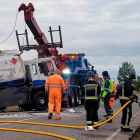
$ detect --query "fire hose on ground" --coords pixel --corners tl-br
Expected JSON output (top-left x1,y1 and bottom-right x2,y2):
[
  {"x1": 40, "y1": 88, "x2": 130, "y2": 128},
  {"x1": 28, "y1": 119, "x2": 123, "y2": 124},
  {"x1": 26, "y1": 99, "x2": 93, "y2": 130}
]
[{"x1": 0, "y1": 100, "x2": 132, "y2": 140}]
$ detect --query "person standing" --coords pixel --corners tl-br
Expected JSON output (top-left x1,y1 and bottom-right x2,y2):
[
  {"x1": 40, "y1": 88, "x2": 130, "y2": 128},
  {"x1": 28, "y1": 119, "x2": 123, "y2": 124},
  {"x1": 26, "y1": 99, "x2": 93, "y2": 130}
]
[
  {"x1": 119, "y1": 72, "x2": 136, "y2": 132},
  {"x1": 101, "y1": 71, "x2": 113, "y2": 123},
  {"x1": 45, "y1": 69, "x2": 66, "y2": 120},
  {"x1": 82, "y1": 71, "x2": 101, "y2": 129},
  {"x1": 94, "y1": 73, "x2": 101, "y2": 110},
  {"x1": 109, "y1": 82, "x2": 116, "y2": 116}
]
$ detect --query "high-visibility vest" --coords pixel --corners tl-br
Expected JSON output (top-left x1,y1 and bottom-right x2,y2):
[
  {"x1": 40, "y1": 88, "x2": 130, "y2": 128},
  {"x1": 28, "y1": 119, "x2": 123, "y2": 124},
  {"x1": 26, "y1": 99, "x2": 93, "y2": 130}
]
[
  {"x1": 84, "y1": 84, "x2": 98, "y2": 100},
  {"x1": 102, "y1": 79, "x2": 113, "y2": 94}
]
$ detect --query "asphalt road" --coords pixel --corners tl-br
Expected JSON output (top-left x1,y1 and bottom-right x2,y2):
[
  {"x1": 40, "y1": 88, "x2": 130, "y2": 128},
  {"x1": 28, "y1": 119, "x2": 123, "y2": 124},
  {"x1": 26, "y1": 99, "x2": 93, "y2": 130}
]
[{"x1": 0, "y1": 99, "x2": 140, "y2": 140}]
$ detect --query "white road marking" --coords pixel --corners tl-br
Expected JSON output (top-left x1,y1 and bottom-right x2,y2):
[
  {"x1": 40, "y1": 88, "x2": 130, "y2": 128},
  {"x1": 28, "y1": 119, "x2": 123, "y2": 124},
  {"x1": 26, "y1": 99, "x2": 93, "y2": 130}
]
[
  {"x1": 106, "y1": 129, "x2": 121, "y2": 140},
  {"x1": 0, "y1": 116, "x2": 44, "y2": 126},
  {"x1": 106, "y1": 110, "x2": 140, "y2": 140}
]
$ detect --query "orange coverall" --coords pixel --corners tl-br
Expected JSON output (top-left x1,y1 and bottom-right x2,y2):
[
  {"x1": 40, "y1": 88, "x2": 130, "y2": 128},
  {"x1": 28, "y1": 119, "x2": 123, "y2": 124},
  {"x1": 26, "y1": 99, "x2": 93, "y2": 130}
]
[
  {"x1": 109, "y1": 82, "x2": 116, "y2": 109},
  {"x1": 45, "y1": 73, "x2": 66, "y2": 119}
]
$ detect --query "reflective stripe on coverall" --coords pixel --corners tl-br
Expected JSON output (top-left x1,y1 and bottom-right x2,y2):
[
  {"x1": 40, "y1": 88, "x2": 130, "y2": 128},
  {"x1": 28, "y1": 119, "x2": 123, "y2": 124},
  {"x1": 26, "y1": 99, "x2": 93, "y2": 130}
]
[
  {"x1": 109, "y1": 82, "x2": 116, "y2": 109},
  {"x1": 45, "y1": 73, "x2": 66, "y2": 119}
]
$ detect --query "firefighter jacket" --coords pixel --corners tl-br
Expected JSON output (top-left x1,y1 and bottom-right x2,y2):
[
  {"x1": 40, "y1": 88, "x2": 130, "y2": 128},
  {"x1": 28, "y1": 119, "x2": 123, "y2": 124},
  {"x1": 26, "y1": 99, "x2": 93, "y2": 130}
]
[
  {"x1": 82, "y1": 81, "x2": 101, "y2": 101},
  {"x1": 119, "y1": 78, "x2": 133, "y2": 100},
  {"x1": 102, "y1": 77, "x2": 113, "y2": 98},
  {"x1": 45, "y1": 73, "x2": 66, "y2": 94}
]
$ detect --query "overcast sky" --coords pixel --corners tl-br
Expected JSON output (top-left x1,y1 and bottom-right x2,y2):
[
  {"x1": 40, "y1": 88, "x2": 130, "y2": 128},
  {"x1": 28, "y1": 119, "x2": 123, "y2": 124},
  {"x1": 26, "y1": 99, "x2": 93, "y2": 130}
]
[{"x1": 0, "y1": 0, "x2": 140, "y2": 81}]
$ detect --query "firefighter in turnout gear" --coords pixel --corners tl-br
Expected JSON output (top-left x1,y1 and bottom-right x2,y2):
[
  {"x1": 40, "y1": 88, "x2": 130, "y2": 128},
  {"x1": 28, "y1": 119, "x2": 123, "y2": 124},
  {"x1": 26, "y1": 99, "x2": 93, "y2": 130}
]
[
  {"x1": 102, "y1": 71, "x2": 113, "y2": 122},
  {"x1": 119, "y1": 72, "x2": 136, "y2": 132},
  {"x1": 45, "y1": 69, "x2": 66, "y2": 120},
  {"x1": 82, "y1": 71, "x2": 101, "y2": 130}
]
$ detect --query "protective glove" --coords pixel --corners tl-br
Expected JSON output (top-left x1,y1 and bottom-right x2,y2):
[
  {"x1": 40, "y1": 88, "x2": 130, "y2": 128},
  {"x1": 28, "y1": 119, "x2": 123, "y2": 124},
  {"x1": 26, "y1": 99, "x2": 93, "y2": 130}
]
[
  {"x1": 130, "y1": 98, "x2": 134, "y2": 103},
  {"x1": 111, "y1": 92, "x2": 116, "y2": 97},
  {"x1": 133, "y1": 94, "x2": 138, "y2": 100}
]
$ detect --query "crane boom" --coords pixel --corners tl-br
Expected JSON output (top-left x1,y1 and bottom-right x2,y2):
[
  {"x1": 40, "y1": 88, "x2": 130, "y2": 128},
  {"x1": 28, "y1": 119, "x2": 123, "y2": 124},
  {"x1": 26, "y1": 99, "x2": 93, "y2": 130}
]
[{"x1": 18, "y1": 3, "x2": 64, "y2": 68}]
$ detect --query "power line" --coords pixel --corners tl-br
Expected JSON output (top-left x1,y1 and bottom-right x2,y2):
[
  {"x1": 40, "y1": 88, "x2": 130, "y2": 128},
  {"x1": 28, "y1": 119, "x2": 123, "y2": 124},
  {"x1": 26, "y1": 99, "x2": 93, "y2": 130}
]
[{"x1": 0, "y1": 11, "x2": 19, "y2": 44}]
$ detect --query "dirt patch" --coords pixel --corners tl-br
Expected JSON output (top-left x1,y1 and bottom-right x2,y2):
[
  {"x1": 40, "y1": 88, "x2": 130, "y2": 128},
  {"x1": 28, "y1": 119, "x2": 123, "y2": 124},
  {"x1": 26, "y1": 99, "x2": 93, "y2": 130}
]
[
  {"x1": 0, "y1": 105, "x2": 20, "y2": 113},
  {"x1": 5, "y1": 105, "x2": 20, "y2": 112}
]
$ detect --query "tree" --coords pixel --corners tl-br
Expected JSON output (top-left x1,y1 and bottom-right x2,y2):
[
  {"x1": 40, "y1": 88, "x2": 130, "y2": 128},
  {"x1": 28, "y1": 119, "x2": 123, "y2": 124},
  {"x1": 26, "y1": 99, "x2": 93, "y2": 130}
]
[{"x1": 117, "y1": 62, "x2": 136, "y2": 83}]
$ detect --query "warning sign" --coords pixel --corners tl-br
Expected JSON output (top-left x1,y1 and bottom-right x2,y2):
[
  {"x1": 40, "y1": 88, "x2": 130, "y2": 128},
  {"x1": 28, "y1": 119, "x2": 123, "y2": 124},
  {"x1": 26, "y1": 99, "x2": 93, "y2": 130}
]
[{"x1": 10, "y1": 58, "x2": 17, "y2": 65}]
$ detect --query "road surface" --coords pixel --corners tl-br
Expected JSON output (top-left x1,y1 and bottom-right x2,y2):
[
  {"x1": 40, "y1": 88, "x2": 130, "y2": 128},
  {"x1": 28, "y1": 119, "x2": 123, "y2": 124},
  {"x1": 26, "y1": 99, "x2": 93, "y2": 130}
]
[{"x1": 0, "y1": 99, "x2": 140, "y2": 140}]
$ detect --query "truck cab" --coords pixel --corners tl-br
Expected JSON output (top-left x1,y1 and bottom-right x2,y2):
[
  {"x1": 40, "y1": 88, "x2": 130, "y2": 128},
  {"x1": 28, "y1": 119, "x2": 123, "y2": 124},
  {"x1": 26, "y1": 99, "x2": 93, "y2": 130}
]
[{"x1": 24, "y1": 57, "x2": 56, "y2": 88}]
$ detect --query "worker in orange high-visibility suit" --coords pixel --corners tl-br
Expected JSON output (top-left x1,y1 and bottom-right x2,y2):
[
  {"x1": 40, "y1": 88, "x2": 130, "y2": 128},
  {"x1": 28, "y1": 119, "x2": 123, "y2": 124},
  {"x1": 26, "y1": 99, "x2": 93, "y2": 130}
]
[
  {"x1": 109, "y1": 82, "x2": 116, "y2": 115},
  {"x1": 45, "y1": 69, "x2": 66, "y2": 120}
]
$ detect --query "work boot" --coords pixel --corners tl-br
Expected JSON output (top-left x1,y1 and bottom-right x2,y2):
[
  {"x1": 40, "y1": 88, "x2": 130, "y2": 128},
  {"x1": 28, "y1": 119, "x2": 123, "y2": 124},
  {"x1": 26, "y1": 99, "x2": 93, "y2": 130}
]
[
  {"x1": 121, "y1": 127, "x2": 133, "y2": 132},
  {"x1": 94, "y1": 126, "x2": 99, "y2": 129},
  {"x1": 48, "y1": 113, "x2": 53, "y2": 119},
  {"x1": 55, "y1": 117, "x2": 61, "y2": 120}
]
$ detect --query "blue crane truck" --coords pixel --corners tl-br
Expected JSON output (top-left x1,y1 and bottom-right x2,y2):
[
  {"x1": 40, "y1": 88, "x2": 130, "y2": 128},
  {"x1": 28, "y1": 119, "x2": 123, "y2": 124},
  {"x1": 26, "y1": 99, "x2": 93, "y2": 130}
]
[{"x1": 60, "y1": 53, "x2": 96, "y2": 107}]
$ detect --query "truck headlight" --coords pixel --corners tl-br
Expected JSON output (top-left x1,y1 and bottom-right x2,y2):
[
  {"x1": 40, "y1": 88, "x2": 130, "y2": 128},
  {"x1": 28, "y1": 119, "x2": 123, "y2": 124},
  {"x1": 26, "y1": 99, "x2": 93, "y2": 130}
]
[{"x1": 62, "y1": 69, "x2": 70, "y2": 74}]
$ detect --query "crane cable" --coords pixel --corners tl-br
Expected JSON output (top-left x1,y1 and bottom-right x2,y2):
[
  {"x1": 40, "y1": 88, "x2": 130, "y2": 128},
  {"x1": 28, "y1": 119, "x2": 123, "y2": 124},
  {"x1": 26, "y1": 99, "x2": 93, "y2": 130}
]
[
  {"x1": 0, "y1": 101, "x2": 131, "y2": 140},
  {"x1": 0, "y1": 11, "x2": 19, "y2": 45}
]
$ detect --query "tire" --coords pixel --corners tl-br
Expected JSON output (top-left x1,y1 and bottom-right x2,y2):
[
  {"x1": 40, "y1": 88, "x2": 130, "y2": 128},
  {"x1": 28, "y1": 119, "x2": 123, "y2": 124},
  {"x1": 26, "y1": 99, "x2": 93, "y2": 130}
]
[
  {"x1": 20, "y1": 104, "x2": 30, "y2": 111},
  {"x1": 75, "y1": 90, "x2": 79, "y2": 106},
  {"x1": 69, "y1": 90, "x2": 75, "y2": 107},
  {"x1": 33, "y1": 91, "x2": 48, "y2": 111}
]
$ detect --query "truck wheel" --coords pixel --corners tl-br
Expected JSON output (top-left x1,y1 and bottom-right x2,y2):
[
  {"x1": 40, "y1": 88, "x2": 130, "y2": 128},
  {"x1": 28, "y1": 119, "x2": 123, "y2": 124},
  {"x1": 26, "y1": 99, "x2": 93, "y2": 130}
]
[
  {"x1": 33, "y1": 91, "x2": 48, "y2": 111},
  {"x1": 20, "y1": 104, "x2": 30, "y2": 111},
  {"x1": 75, "y1": 90, "x2": 79, "y2": 106},
  {"x1": 69, "y1": 90, "x2": 75, "y2": 107}
]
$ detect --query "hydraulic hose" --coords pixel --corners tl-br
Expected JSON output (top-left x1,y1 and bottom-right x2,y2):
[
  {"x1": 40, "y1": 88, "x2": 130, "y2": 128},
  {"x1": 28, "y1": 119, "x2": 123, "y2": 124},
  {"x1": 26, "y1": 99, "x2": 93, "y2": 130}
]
[
  {"x1": 0, "y1": 128, "x2": 75, "y2": 140},
  {"x1": 0, "y1": 100, "x2": 131, "y2": 129}
]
